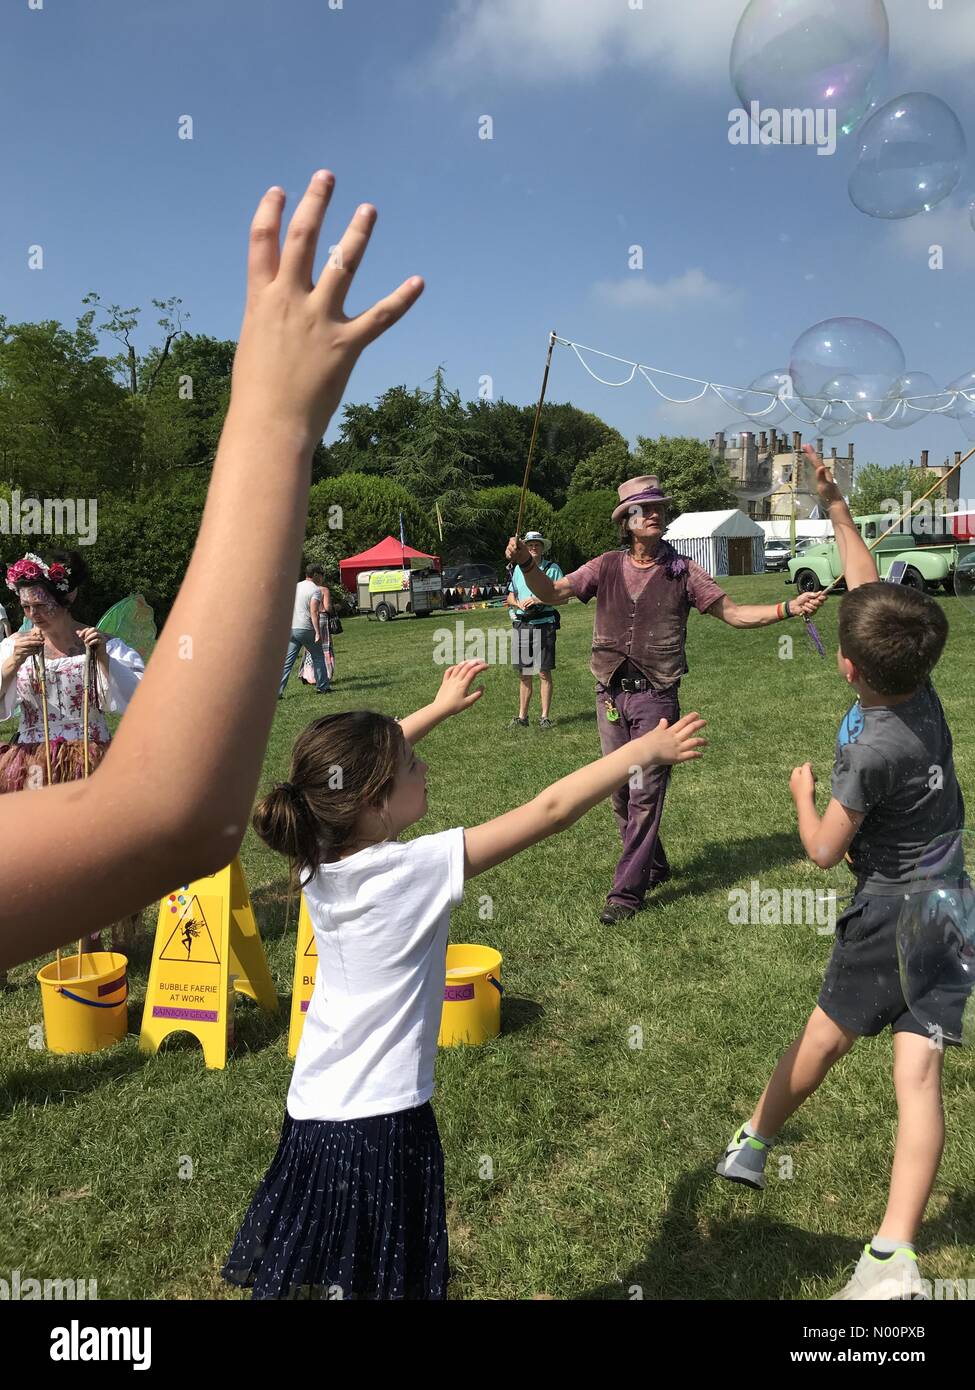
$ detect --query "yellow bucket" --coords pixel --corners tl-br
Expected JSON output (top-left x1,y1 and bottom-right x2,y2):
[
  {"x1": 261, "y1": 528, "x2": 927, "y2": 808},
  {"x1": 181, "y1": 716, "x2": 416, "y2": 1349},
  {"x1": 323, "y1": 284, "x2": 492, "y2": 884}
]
[
  {"x1": 438, "y1": 944, "x2": 503, "y2": 1047},
  {"x1": 36, "y1": 952, "x2": 129, "y2": 1054}
]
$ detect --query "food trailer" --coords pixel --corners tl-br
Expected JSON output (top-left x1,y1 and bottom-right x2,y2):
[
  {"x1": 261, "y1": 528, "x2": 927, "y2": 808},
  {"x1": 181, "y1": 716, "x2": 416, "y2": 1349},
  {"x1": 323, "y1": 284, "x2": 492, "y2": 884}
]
[{"x1": 357, "y1": 558, "x2": 443, "y2": 622}]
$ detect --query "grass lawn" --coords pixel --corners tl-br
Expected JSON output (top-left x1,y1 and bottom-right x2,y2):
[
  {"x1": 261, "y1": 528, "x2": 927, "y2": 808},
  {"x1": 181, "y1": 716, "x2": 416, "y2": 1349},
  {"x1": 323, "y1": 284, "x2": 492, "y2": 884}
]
[{"x1": 1, "y1": 575, "x2": 973, "y2": 1300}]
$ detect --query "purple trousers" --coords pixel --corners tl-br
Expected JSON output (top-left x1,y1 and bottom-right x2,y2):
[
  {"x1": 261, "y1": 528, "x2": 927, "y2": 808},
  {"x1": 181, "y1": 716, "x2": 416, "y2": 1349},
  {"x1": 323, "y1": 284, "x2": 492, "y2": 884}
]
[{"x1": 595, "y1": 682, "x2": 678, "y2": 910}]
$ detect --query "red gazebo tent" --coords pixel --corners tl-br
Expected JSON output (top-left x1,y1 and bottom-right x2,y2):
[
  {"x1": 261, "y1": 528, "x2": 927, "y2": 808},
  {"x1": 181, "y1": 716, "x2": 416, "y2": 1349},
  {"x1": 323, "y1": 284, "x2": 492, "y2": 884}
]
[{"x1": 339, "y1": 537, "x2": 441, "y2": 593}]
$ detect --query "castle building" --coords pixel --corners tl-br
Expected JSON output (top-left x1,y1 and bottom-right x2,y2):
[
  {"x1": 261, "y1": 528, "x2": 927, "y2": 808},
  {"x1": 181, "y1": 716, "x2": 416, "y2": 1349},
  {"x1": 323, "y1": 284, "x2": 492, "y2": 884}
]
[{"x1": 709, "y1": 429, "x2": 961, "y2": 521}]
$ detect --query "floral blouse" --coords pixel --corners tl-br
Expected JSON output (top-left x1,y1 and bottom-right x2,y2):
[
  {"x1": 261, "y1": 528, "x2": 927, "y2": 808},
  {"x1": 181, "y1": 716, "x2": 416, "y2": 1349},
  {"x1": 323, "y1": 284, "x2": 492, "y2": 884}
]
[{"x1": 0, "y1": 637, "x2": 144, "y2": 743}]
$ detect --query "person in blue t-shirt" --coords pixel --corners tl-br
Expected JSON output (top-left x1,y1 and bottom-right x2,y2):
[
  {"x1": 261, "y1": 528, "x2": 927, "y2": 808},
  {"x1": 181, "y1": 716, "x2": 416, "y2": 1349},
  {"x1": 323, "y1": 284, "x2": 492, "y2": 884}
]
[{"x1": 504, "y1": 531, "x2": 563, "y2": 729}]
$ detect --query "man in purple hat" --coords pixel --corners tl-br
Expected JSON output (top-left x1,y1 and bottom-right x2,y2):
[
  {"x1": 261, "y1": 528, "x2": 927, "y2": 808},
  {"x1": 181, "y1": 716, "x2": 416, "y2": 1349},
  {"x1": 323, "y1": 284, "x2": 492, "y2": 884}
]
[{"x1": 507, "y1": 475, "x2": 826, "y2": 923}]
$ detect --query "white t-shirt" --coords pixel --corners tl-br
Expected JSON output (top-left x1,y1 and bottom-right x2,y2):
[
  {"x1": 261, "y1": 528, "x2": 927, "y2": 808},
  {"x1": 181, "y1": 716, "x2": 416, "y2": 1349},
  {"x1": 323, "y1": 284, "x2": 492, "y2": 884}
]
[
  {"x1": 0, "y1": 602, "x2": 8, "y2": 633},
  {"x1": 288, "y1": 827, "x2": 467, "y2": 1121},
  {"x1": 291, "y1": 578, "x2": 321, "y2": 630}
]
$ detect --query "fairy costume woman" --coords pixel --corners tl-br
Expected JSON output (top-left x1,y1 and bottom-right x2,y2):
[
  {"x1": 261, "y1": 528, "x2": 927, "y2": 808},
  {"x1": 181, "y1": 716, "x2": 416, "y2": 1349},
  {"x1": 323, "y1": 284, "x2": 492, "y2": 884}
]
[{"x1": 0, "y1": 551, "x2": 146, "y2": 976}]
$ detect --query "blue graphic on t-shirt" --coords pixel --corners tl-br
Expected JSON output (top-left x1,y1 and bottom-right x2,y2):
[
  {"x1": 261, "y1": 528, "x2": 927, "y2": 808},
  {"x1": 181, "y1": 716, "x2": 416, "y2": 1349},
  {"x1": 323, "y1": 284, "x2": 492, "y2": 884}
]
[{"x1": 837, "y1": 703, "x2": 865, "y2": 746}]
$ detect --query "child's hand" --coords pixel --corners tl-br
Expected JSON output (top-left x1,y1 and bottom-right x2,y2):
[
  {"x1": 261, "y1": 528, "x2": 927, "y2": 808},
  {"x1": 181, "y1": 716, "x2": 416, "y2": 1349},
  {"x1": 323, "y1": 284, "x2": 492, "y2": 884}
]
[
  {"x1": 634, "y1": 712, "x2": 707, "y2": 767},
  {"x1": 433, "y1": 660, "x2": 488, "y2": 717},
  {"x1": 231, "y1": 171, "x2": 424, "y2": 447},
  {"x1": 803, "y1": 444, "x2": 845, "y2": 510},
  {"x1": 790, "y1": 763, "x2": 817, "y2": 800}
]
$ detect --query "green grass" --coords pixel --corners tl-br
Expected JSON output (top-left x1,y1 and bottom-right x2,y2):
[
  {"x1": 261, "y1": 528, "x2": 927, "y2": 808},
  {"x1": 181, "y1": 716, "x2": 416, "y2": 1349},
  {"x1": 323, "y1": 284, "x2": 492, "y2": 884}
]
[{"x1": 2, "y1": 577, "x2": 974, "y2": 1300}]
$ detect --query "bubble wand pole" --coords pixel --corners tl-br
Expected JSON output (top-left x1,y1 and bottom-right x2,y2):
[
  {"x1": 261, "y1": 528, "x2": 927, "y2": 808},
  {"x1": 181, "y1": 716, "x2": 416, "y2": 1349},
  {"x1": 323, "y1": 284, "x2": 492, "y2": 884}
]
[{"x1": 515, "y1": 331, "x2": 557, "y2": 541}]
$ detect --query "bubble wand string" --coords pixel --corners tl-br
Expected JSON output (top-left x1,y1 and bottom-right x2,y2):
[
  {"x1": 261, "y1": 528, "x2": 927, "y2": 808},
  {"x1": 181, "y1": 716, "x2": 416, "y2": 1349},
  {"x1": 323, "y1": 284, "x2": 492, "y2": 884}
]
[{"x1": 515, "y1": 331, "x2": 557, "y2": 541}]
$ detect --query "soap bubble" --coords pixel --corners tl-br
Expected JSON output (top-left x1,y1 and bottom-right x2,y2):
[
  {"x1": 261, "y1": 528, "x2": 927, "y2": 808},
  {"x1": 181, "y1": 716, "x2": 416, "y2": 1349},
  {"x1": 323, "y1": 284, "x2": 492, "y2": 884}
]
[
  {"x1": 944, "y1": 370, "x2": 975, "y2": 421},
  {"x1": 790, "y1": 317, "x2": 904, "y2": 411},
  {"x1": 955, "y1": 553, "x2": 975, "y2": 616},
  {"x1": 849, "y1": 93, "x2": 967, "y2": 219},
  {"x1": 897, "y1": 830, "x2": 975, "y2": 1048},
  {"x1": 730, "y1": 0, "x2": 889, "y2": 138},
  {"x1": 876, "y1": 371, "x2": 947, "y2": 429},
  {"x1": 812, "y1": 373, "x2": 874, "y2": 426},
  {"x1": 733, "y1": 369, "x2": 796, "y2": 426}
]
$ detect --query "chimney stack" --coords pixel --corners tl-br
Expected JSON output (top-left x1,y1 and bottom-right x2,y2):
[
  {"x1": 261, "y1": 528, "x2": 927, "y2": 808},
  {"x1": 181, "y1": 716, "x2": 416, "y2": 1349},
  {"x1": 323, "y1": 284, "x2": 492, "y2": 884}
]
[
  {"x1": 831, "y1": 447, "x2": 838, "y2": 460},
  {"x1": 816, "y1": 437, "x2": 824, "y2": 457},
  {"x1": 921, "y1": 450, "x2": 929, "y2": 469},
  {"x1": 792, "y1": 431, "x2": 801, "y2": 452}
]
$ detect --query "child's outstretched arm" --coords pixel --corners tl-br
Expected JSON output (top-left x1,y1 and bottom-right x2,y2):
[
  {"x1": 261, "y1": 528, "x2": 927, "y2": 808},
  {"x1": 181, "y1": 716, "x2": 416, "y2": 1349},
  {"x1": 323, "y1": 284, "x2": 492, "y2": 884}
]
[
  {"x1": 803, "y1": 444, "x2": 879, "y2": 590},
  {"x1": 397, "y1": 661, "x2": 487, "y2": 745},
  {"x1": 0, "y1": 171, "x2": 423, "y2": 971},
  {"x1": 464, "y1": 713, "x2": 707, "y2": 877}
]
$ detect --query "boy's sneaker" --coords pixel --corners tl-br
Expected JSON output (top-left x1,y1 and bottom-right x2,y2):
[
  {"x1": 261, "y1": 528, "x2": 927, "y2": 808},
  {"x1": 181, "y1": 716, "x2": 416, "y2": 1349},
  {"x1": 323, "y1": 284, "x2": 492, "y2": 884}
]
[
  {"x1": 510, "y1": 716, "x2": 529, "y2": 728},
  {"x1": 539, "y1": 718, "x2": 554, "y2": 729},
  {"x1": 715, "y1": 1124, "x2": 771, "y2": 1190},
  {"x1": 830, "y1": 1246, "x2": 928, "y2": 1301}
]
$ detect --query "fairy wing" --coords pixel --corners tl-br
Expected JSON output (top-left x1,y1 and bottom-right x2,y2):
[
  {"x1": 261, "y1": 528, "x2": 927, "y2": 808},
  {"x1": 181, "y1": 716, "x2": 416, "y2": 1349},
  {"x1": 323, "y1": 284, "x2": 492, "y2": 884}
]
[{"x1": 97, "y1": 594, "x2": 157, "y2": 662}]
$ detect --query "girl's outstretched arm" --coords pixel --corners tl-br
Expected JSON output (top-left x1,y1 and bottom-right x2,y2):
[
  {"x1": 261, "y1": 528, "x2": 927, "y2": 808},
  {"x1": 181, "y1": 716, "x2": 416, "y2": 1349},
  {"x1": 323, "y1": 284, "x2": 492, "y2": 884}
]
[
  {"x1": 398, "y1": 661, "x2": 488, "y2": 745},
  {"x1": 464, "y1": 713, "x2": 707, "y2": 877},
  {"x1": 0, "y1": 171, "x2": 423, "y2": 971}
]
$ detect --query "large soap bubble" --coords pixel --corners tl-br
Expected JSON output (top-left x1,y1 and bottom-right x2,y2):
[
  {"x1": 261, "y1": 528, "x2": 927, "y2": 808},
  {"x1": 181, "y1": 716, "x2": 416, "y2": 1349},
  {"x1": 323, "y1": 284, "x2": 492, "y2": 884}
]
[
  {"x1": 730, "y1": 369, "x2": 795, "y2": 426},
  {"x1": 944, "y1": 369, "x2": 975, "y2": 421},
  {"x1": 876, "y1": 371, "x2": 946, "y2": 428},
  {"x1": 849, "y1": 93, "x2": 967, "y2": 219},
  {"x1": 790, "y1": 317, "x2": 905, "y2": 412},
  {"x1": 730, "y1": 0, "x2": 889, "y2": 137},
  {"x1": 897, "y1": 830, "x2": 975, "y2": 1047}
]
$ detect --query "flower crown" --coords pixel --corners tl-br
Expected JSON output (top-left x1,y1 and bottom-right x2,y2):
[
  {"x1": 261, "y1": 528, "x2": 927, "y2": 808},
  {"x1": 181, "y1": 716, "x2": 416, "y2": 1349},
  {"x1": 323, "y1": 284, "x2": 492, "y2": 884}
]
[{"x1": 5, "y1": 553, "x2": 71, "y2": 595}]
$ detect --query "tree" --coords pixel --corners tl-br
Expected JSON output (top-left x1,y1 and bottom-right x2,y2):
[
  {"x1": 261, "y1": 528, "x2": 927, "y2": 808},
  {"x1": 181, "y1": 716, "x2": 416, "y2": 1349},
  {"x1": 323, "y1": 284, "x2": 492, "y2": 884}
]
[
  {"x1": 633, "y1": 435, "x2": 737, "y2": 515},
  {"x1": 306, "y1": 473, "x2": 437, "y2": 565},
  {"x1": 567, "y1": 439, "x2": 634, "y2": 497},
  {"x1": 387, "y1": 367, "x2": 485, "y2": 526},
  {"x1": 550, "y1": 491, "x2": 619, "y2": 571},
  {"x1": 461, "y1": 486, "x2": 556, "y2": 566},
  {"x1": 0, "y1": 311, "x2": 142, "y2": 496},
  {"x1": 850, "y1": 462, "x2": 933, "y2": 517}
]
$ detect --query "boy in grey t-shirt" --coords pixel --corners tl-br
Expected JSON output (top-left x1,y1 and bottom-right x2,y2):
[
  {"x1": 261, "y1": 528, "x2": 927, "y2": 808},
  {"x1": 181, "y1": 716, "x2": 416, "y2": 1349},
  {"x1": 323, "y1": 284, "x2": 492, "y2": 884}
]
[{"x1": 716, "y1": 446, "x2": 968, "y2": 1301}]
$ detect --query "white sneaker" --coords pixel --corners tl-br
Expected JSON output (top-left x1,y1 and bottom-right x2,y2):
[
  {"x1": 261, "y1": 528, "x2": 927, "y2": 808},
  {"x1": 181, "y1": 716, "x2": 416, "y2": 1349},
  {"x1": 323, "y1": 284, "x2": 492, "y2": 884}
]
[
  {"x1": 830, "y1": 1245, "x2": 928, "y2": 1300},
  {"x1": 715, "y1": 1124, "x2": 770, "y2": 1190}
]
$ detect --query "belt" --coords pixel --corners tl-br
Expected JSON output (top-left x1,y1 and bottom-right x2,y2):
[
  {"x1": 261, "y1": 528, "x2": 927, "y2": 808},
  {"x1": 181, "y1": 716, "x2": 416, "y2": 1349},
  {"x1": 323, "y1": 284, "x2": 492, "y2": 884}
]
[{"x1": 611, "y1": 675, "x2": 677, "y2": 695}]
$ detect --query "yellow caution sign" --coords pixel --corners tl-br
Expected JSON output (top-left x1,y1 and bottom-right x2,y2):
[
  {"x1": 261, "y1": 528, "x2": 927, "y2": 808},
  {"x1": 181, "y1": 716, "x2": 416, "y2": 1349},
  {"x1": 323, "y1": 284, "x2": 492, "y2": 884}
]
[
  {"x1": 140, "y1": 858, "x2": 278, "y2": 1069},
  {"x1": 288, "y1": 894, "x2": 317, "y2": 1059}
]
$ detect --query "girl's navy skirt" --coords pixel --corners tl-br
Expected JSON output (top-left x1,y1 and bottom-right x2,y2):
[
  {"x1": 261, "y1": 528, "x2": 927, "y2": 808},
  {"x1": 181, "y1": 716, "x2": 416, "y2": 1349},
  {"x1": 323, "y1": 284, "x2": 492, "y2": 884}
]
[{"x1": 223, "y1": 1101, "x2": 449, "y2": 1300}]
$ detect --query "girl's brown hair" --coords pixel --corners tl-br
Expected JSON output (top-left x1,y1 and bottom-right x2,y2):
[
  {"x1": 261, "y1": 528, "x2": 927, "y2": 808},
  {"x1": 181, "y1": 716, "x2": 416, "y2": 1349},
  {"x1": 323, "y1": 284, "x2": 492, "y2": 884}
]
[{"x1": 252, "y1": 711, "x2": 405, "y2": 885}]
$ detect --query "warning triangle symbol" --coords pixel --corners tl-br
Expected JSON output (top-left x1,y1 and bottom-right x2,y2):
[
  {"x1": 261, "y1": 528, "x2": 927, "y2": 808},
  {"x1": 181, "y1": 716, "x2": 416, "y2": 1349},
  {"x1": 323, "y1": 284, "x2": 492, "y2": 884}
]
[
  {"x1": 160, "y1": 896, "x2": 221, "y2": 964},
  {"x1": 303, "y1": 932, "x2": 317, "y2": 957}
]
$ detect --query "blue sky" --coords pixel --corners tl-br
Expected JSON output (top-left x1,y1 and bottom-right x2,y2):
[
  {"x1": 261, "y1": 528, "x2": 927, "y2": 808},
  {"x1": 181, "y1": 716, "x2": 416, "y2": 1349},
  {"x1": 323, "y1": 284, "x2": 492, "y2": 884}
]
[{"x1": 4, "y1": 0, "x2": 975, "y2": 497}]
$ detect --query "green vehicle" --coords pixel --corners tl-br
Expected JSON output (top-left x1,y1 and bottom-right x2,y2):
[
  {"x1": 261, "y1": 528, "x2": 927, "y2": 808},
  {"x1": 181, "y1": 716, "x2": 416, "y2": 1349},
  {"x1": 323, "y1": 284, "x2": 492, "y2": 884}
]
[{"x1": 787, "y1": 513, "x2": 975, "y2": 594}]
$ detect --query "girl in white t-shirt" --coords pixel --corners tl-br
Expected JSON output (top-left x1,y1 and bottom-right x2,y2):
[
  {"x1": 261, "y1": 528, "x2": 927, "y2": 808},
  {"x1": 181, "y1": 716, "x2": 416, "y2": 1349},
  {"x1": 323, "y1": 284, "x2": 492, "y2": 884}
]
[{"x1": 223, "y1": 660, "x2": 706, "y2": 1300}]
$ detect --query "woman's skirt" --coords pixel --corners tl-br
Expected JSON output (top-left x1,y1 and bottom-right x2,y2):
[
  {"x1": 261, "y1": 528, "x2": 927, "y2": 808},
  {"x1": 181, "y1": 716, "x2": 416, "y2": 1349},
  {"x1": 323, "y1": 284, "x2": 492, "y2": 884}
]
[
  {"x1": 0, "y1": 738, "x2": 107, "y2": 793},
  {"x1": 222, "y1": 1102, "x2": 449, "y2": 1300}
]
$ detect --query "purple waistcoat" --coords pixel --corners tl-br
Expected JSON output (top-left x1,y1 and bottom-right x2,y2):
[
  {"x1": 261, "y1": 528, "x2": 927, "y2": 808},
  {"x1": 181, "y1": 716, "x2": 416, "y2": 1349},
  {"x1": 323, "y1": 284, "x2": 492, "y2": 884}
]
[{"x1": 591, "y1": 549, "x2": 692, "y2": 690}]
